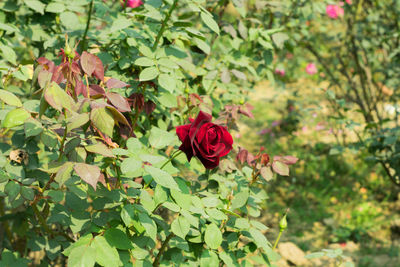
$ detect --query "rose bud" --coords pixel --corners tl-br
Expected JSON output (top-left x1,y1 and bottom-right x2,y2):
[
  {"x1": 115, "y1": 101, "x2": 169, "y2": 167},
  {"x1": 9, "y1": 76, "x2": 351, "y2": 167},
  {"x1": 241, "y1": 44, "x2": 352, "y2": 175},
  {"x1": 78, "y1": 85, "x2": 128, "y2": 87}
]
[
  {"x1": 176, "y1": 111, "x2": 233, "y2": 169},
  {"x1": 260, "y1": 153, "x2": 270, "y2": 165}
]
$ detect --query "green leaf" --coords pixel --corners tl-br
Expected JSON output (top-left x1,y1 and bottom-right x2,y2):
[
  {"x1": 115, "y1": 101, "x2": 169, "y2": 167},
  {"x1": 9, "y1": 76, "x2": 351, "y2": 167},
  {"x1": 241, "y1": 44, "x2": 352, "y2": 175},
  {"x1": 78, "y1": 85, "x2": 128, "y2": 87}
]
[
  {"x1": 171, "y1": 216, "x2": 190, "y2": 239},
  {"x1": 5, "y1": 181, "x2": 20, "y2": 202},
  {"x1": 55, "y1": 162, "x2": 74, "y2": 186},
  {"x1": 145, "y1": 166, "x2": 180, "y2": 191},
  {"x1": 204, "y1": 223, "x2": 222, "y2": 249},
  {"x1": 92, "y1": 236, "x2": 120, "y2": 267},
  {"x1": 138, "y1": 213, "x2": 157, "y2": 241},
  {"x1": 73, "y1": 163, "x2": 101, "y2": 190},
  {"x1": 272, "y1": 161, "x2": 289, "y2": 176},
  {"x1": 230, "y1": 190, "x2": 249, "y2": 210},
  {"x1": 104, "y1": 228, "x2": 133, "y2": 250},
  {"x1": 63, "y1": 234, "x2": 93, "y2": 256},
  {"x1": 44, "y1": 82, "x2": 75, "y2": 111},
  {"x1": 200, "y1": 250, "x2": 219, "y2": 267},
  {"x1": 85, "y1": 143, "x2": 115, "y2": 158},
  {"x1": 0, "y1": 44, "x2": 17, "y2": 65},
  {"x1": 249, "y1": 228, "x2": 269, "y2": 251},
  {"x1": 45, "y1": 2, "x2": 65, "y2": 13},
  {"x1": 90, "y1": 107, "x2": 114, "y2": 137},
  {"x1": 200, "y1": 12, "x2": 220, "y2": 35},
  {"x1": 139, "y1": 67, "x2": 159, "y2": 81},
  {"x1": 149, "y1": 127, "x2": 175, "y2": 149},
  {"x1": 121, "y1": 204, "x2": 135, "y2": 227},
  {"x1": 21, "y1": 186, "x2": 34, "y2": 201},
  {"x1": 60, "y1": 11, "x2": 80, "y2": 29},
  {"x1": 158, "y1": 93, "x2": 177, "y2": 108},
  {"x1": 67, "y1": 245, "x2": 96, "y2": 267},
  {"x1": 24, "y1": 118, "x2": 43, "y2": 137},
  {"x1": 158, "y1": 73, "x2": 176, "y2": 93},
  {"x1": 111, "y1": 17, "x2": 132, "y2": 32},
  {"x1": 0, "y1": 89, "x2": 22, "y2": 107},
  {"x1": 260, "y1": 166, "x2": 273, "y2": 181},
  {"x1": 67, "y1": 113, "x2": 89, "y2": 132},
  {"x1": 134, "y1": 57, "x2": 154, "y2": 67},
  {"x1": 24, "y1": 0, "x2": 45, "y2": 14},
  {"x1": 2, "y1": 108, "x2": 30, "y2": 128},
  {"x1": 121, "y1": 158, "x2": 142, "y2": 176}
]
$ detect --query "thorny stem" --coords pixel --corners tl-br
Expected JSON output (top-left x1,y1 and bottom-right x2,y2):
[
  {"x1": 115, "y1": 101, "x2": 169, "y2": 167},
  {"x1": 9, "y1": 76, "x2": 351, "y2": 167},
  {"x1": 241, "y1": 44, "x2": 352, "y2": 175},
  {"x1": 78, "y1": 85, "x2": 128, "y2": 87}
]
[
  {"x1": 144, "y1": 150, "x2": 183, "y2": 189},
  {"x1": 153, "y1": 233, "x2": 175, "y2": 267},
  {"x1": 152, "y1": 0, "x2": 179, "y2": 50},
  {"x1": 81, "y1": 0, "x2": 94, "y2": 52}
]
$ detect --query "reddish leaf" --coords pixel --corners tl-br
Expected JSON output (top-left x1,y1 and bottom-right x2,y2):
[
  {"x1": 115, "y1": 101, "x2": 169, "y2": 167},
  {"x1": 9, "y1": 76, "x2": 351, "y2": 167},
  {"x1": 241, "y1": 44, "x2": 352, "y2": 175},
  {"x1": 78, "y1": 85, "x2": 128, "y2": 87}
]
[
  {"x1": 236, "y1": 148, "x2": 248, "y2": 164},
  {"x1": 75, "y1": 80, "x2": 86, "y2": 97},
  {"x1": 71, "y1": 61, "x2": 82, "y2": 74},
  {"x1": 93, "y1": 55, "x2": 104, "y2": 81},
  {"x1": 51, "y1": 66, "x2": 64, "y2": 84},
  {"x1": 73, "y1": 163, "x2": 101, "y2": 190},
  {"x1": 106, "y1": 78, "x2": 129, "y2": 89},
  {"x1": 80, "y1": 51, "x2": 96, "y2": 76},
  {"x1": 239, "y1": 103, "x2": 254, "y2": 119},
  {"x1": 247, "y1": 152, "x2": 255, "y2": 166},
  {"x1": 89, "y1": 84, "x2": 106, "y2": 97},
  {"x1": 272, "y1": 161, "x2": 289, "y2": 176},
  {"x1": 106, "y1": 92, "x2": 131, "y2": 112},
  {"x1": 144, "y1": 100, "x2": 156, "y2": 115},
  {"x1": 274, "y1": 155, "x2": 298, "y2": 165},
  {"x1": 128, "y1": 93, "x2": 144, "y2": 112}
]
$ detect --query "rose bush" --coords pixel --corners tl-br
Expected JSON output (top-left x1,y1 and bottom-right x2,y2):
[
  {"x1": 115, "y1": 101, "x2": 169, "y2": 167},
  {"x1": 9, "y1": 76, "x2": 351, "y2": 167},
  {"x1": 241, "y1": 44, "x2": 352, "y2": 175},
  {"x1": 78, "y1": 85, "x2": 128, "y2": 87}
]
[{"x1": 0, "y1": 0, "x2": 298, "y2": 266}]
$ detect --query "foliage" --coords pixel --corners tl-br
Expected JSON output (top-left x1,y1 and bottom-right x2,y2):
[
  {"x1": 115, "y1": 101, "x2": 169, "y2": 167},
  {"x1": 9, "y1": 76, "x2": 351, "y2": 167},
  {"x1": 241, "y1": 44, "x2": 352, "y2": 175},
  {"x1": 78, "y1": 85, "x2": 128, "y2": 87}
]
[{"x1": 0, "y1": 0, "x2": 298, "y2": 266}]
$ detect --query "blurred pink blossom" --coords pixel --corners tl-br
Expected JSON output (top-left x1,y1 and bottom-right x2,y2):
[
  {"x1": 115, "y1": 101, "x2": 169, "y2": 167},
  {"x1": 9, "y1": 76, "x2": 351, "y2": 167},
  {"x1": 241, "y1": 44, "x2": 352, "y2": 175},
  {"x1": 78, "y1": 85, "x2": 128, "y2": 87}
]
[
  {"x1": 125, "y1": 0, "x2": 143, "y2": 8},
  {"x1": 315, "y1": 123, "x2": 325, "y2": 131},
  {"x1": 312, "y1": 112, "x2": 317, "y2": 118},
  {"x1": 302, "y1": 126, "x2": 308, "y2": 133},
  {"x1": 235, "y1": 133, "x2": 241, "y2": 139},
  {"x1": 306, "y1": 63, "x2": 317, "y2": 75},
  {"x1": 326, "y1": 5, "x2": 344, "y2": 19},
  {"x1": 258, "y1": 128, "x2": 271, "y2": 135},
  {"x1": 271, "y1": 120, "x2": 281, "y2": 127},
  {"x1": 346, "y1": 0, "x2": 352, "y2": 4},
  {"x1": 275, "y1": 69, "x2": 285, "y2": 77}
]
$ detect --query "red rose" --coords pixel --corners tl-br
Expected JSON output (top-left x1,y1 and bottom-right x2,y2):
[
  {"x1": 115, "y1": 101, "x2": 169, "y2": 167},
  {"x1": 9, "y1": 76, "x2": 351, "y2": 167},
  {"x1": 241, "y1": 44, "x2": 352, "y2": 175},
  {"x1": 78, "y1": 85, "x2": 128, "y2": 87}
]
[{"x1": 176, "y1": 111, "x2": 233, "y2": 169}]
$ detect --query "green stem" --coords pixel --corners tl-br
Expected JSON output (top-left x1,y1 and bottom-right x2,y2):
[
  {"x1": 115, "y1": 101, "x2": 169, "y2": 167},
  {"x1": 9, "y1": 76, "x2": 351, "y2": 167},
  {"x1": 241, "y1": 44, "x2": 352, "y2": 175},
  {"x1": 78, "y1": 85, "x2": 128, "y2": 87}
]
[
  {"x1": 81, "y1": 0, "x2": 94, "y2": 52},
  {"x1": 152, "y1": 0, "x2": 179, "y2": 50},
  {"x1": 272, "y1": 230, "x2": 283, "y2": 250},
  {"x1": 58, "y1": 115, "x2": 68, "y2": 162},
  {"x1": 144, "y1": 150, "x2": 183, "y2": 189}
]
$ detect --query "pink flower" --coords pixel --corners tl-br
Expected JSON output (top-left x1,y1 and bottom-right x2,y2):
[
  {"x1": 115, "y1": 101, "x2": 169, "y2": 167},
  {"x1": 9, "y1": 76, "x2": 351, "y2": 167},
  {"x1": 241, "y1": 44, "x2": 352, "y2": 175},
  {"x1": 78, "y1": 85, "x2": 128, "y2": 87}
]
[
  {"x1": 271, "y1": 120, "x2": 281, "y2": 127},
  {"x1": 125, "y1": 0, "x2": 143, "y2": 8},
  {"x1": 315, "y1": 123, "x2": 325, "y2": 131},
  {"x1": 275, "y1": 69, "x2": 285, "y2": 77},
  {"x1": 346, "y1": 0, "x2": 352, "y2": 4},
  {"x1": 306, "y1": 63, "x2": 317, "y2": 75},
  {"x1": 326, "y1": 5, "x2": 344, "y2": 19}
]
